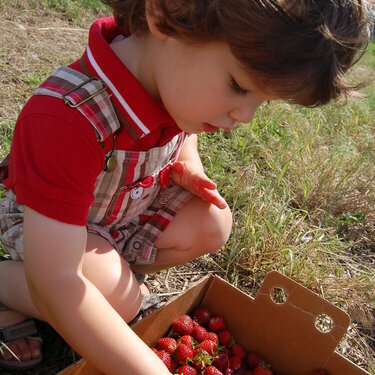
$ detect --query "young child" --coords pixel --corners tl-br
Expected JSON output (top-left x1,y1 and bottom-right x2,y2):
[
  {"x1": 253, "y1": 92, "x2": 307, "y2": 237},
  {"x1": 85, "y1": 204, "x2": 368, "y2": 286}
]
[{"x1": 0, "y1": 0, "x2": 371, "y2": 373}]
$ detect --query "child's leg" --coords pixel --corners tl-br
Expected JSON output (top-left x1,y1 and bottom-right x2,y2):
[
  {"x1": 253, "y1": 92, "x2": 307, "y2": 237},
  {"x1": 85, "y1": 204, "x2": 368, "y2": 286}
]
[
  {"x1": 0, "y1": 232, "x2": 142, "y2": 364},
  {"x1": 82, "y1": 232, "x2": 143, "y2": 322},
  {"x1": 0, "y1": 261, "x2": 45, "y2": 363},
  {"x1": 132, "y1": 196, "x2": 232, "y2": 275}
]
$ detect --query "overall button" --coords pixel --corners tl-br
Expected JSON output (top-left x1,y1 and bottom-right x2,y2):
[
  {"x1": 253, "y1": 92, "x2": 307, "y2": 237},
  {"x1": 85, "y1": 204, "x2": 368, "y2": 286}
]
[
  {"x1": 133, "y1": 241, "x2": 142, "y2": 250},
  {"x1": 131, "y1": 186, "x2": 144, "y2": 200},
  {"x1": 159, "y1": 165, "x2": 171, "y2": 189},
  {"x1": 105, "y1": 155, "x2": 117, "y2": 172}
]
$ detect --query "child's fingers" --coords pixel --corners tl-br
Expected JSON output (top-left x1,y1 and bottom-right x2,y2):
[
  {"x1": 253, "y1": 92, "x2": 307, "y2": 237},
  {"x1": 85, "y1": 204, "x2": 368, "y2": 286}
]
[
  {"x1": 190, "y1": 175, "x2": 215, "y2": 193},
  {"x1": 171, "y1": 161, "x2": 185, "y2": 176},
  {"x1": 201, "y1": 188, "x2": 227, "y2": 209},
  {"x1": 200, "y1": 178, "x2": 217, "y2": 190}
]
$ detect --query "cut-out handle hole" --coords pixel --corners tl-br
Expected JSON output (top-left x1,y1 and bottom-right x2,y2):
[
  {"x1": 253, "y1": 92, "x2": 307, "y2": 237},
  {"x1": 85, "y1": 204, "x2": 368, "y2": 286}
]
[
  {"x1": 270, "y1": 287, "x2": 287, "y2": 304},
  {"x1": 315, "y1": 314, "x2": 333, "y2": 333}
]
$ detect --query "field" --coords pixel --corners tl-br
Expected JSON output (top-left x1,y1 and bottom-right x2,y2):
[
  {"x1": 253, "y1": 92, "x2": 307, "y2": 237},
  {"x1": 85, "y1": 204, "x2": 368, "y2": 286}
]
[{"x1": 0, "y1": 1, "x2": 374, "y2": 374}]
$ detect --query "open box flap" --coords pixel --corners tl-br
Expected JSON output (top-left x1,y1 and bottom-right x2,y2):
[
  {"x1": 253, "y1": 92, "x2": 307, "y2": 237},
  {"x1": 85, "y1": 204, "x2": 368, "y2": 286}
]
[{"x1": 201, "y1": 271, "x2": 368, "y2": 375}]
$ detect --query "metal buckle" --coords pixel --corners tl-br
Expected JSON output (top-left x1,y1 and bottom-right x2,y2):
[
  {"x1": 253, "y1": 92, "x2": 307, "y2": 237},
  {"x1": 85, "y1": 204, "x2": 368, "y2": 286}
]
[{"x1": 62, "y1": 77, "x2": 107, "y2": 108}]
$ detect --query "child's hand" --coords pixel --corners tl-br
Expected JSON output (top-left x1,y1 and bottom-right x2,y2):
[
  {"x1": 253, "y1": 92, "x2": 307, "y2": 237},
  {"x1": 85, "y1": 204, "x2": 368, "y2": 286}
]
[{"x1": 171, "y1": 161, "x2": 227, "y2": 209}]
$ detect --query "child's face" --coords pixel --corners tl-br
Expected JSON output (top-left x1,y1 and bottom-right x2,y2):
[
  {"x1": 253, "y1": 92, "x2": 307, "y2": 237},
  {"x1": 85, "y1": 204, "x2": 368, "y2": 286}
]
[{"x1": 151, "y1": 39, "x2": 277, "y2": 134}]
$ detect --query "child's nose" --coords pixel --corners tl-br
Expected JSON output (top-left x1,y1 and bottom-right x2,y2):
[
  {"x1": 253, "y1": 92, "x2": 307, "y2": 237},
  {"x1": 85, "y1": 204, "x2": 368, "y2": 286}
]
[{"x1": 229, "y1": 104, "x2": 257, "y2": 124}]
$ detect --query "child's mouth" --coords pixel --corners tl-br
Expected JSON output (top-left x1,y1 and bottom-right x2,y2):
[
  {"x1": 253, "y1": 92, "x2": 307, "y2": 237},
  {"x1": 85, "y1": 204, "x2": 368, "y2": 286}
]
[{"x1": 203, "y1": 123, "x2": 219, "y2": 133}]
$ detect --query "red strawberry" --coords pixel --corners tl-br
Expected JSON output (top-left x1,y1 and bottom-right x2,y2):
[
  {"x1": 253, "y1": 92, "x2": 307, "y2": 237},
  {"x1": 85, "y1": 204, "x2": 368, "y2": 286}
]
[
  {"x1": 221, "y1": 347, "x2": 231, "y2": 357},
  {"x1": 231, "y1": 344, "x2": 246, "y2": 360},
  {"x1": 206, "y1": 332, "x2": 219, "y2": 343},
  {"x1": 153, "y1": 349, "x2": 174, "y2": 372},
  {"x1": 218, "y1": 330, "x2": 231, "y2": 346},
  {"x1": 170, "y1": 359, "x2": 178, "y2": 373},
  {"x1": 197, "y1": 339, "x2": 218, "y2": 356},
  {"x1": 176, "y1": 364, "x2": 198, "y2": 375},
  {"x1": 204, "y1": 365, "x2": 224, "y2": 375},
  {"x1": 229, "y1": 355, "x2": 242, "y2": 370},
  {"x1": 192, "y1": 348, "x2": 212, "y2": 371},
  {"x1": 225, "y1": 369, "x2": 235, "y2": 375},
  {"x1": 173, "y1": 315, "x2": 194, "y2": 335},
  {"x1": 193, "y1": 306, "x2": 212, "y2": 325},
  {"x1": 314, "y1": 371, "x2": 327, "y2": 375},
  {"x1": 212, "y1": 350, "x2": 229, "y2": 372},
  {"x1": 247, "y1": 352, "x2": 264, "y2": 369},
  {"x1": 252, "y1": 365, "x2": 273, "y2": 375},
  {"x1": 174, "y1": 343, "x2": 195, "y2": 364},
  {"x1": 155, "y1": 337, "x2": 177, "y2": 354},
  {"x1": 192, "y1": 325, "x2": 208, "y2": 342},
  {"x1": 208, "y1": 316, "x2": 226, "y2": 333},
  {"x1": 177, "y1": 335, "x2": 195, "y2": 349}
]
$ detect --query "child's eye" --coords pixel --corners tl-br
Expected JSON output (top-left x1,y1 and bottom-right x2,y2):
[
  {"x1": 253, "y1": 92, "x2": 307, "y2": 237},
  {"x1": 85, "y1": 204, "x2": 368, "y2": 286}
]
[{"x1": 230, "y1": 77, "x2": 248, "y2": 96}]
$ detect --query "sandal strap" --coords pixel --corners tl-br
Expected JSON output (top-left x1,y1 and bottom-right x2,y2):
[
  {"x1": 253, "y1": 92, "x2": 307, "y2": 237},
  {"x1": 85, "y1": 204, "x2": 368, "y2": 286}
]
[
  {"x1": 0, "y1": 258, "x2": 12, "y2": 311},
  {"x1": 0, "y1": 319, "x2": 38, "y2": 343}
]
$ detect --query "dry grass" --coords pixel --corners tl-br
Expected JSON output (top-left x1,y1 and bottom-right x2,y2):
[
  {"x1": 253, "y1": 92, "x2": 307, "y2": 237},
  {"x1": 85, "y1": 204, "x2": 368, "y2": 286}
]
[{"x1": 0, "y1": 0, "x2": 103, "y2": 156}]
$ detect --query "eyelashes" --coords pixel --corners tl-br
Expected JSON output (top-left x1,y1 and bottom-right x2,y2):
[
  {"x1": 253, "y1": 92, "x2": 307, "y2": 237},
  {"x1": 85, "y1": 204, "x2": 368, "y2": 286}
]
[{"x1": 230, "y1": 77, "x2": 248, "y2": 96}]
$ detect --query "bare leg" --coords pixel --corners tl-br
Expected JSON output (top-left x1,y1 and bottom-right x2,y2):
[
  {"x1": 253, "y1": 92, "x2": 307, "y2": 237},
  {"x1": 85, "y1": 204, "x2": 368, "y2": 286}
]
[
  {"x1": 81, "y1": 233, "x2": 143, "y2": 322},
  {"x1": 131, "y1": 196, "x2": 232, "y2": 275},
  {"x1": 0, "y1": 232, "x2": 142, "y2": 364},
  {"x1": 0, "y1": 261, "x2": 42, "y2": 362}
]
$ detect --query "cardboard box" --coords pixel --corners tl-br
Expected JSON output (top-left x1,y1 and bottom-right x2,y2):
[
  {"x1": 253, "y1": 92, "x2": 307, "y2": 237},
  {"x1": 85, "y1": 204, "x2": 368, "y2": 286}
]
[{"x1": 58, "y1": 271, "x2": 369, "y2": 375}]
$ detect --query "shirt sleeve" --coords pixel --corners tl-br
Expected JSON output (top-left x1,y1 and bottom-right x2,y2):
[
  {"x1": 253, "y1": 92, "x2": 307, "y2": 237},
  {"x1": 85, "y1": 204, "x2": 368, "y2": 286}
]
[{"x1": 5, "y1": 97, "x2": 104, "y2": 225}]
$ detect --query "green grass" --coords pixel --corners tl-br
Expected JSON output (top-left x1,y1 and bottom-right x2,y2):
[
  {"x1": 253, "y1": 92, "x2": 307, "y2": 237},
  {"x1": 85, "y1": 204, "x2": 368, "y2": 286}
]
[
  {"x1": 45, "y1": 0, "x2": 108, "y2": 25},
  {"x1": 0, "y1": 0, "x2": 109, "y2": 26},
  {"x1": 0, "y1": 0, "x2": 374, "y2": 373}
]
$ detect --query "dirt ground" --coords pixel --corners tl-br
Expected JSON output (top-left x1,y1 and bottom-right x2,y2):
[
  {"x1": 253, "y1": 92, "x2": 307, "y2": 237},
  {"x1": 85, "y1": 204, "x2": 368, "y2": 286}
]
[
  {"x1": 0, "y1": 4, "x2": 89, "y2": 121},
  {"x1": 0, "y1": 2, "x2": 373, "y2": 374}
]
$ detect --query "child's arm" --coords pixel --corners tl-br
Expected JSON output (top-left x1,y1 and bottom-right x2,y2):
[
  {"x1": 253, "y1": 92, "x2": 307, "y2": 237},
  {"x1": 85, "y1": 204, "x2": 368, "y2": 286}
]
[
  {"x1": 23, "y1": 207, "x2": 171, "y2": 375},
  {"x1": 172, "y1": 134, "x2": 227, "y2": 209}
]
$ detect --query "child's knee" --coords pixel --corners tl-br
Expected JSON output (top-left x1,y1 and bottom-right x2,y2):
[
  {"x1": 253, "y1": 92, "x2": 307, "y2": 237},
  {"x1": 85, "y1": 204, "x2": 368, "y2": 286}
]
[
  {"x1": 87, "y1": 262, "x2": 142, "y2": 322},
  {"x1": 114, "y1": 280, "x2": 143, "y2": 323},
  {"x1": 200, "y1": 203, "x2": 232, "y2": 253}
]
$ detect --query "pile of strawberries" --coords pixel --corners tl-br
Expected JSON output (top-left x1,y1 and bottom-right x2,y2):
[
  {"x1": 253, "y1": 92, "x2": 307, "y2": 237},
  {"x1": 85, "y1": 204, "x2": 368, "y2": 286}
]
[
  {"x1": 151, "y1": 306, "x2": 329, "y2": 375},
  {"x1": 150, "y1": 306, "x2": 258, "y2": 374}
]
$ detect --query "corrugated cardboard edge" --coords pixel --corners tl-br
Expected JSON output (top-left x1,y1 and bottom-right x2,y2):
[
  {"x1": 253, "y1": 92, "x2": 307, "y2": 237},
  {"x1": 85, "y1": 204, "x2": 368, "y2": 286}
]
[{"x1": 131, "y1": 274, "x2": 213, "y2": 345}]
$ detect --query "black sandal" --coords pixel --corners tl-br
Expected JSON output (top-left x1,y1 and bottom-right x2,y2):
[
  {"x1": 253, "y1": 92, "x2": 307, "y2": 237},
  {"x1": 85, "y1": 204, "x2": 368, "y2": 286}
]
[{"x1": 0, "y1": 305, "x2": 43, "y2": 371}]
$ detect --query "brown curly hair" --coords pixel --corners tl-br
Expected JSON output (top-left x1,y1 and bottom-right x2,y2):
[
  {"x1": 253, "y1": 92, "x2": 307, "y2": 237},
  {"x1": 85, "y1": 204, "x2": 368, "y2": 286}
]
[{"x1": 101, "y1": 0, "x2": 372, "y2": 107}]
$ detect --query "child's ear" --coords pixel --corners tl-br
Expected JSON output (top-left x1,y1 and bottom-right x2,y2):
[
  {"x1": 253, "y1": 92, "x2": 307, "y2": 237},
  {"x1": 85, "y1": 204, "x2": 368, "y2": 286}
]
[{"x1": 145, "y1": 0, "x2": 168, "y2": 40}]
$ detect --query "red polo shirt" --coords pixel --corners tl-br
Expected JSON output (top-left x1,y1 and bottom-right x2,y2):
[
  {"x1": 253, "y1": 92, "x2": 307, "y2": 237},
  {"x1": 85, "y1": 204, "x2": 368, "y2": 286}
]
[{"x1": 4, "y1": 17, "x2": 182, "y2": 225}]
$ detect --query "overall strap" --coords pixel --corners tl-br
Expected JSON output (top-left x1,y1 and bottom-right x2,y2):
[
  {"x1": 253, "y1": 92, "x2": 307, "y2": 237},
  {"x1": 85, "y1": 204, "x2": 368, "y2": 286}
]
[{"x1": 34, "y1": 66, "x2": 120, "y2": 142}]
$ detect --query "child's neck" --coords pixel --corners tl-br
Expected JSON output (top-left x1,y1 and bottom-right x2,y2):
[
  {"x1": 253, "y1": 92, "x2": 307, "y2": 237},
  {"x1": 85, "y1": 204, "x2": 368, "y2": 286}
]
[{"x1": 110, "y1": 32, "x2": 159, "y2": 103}]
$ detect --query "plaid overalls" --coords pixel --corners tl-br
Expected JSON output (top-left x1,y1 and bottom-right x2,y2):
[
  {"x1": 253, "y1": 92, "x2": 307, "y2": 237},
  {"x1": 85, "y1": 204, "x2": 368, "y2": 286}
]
[{"x1": 0, "y1": 67, "x2": 193, "y2": 264}]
